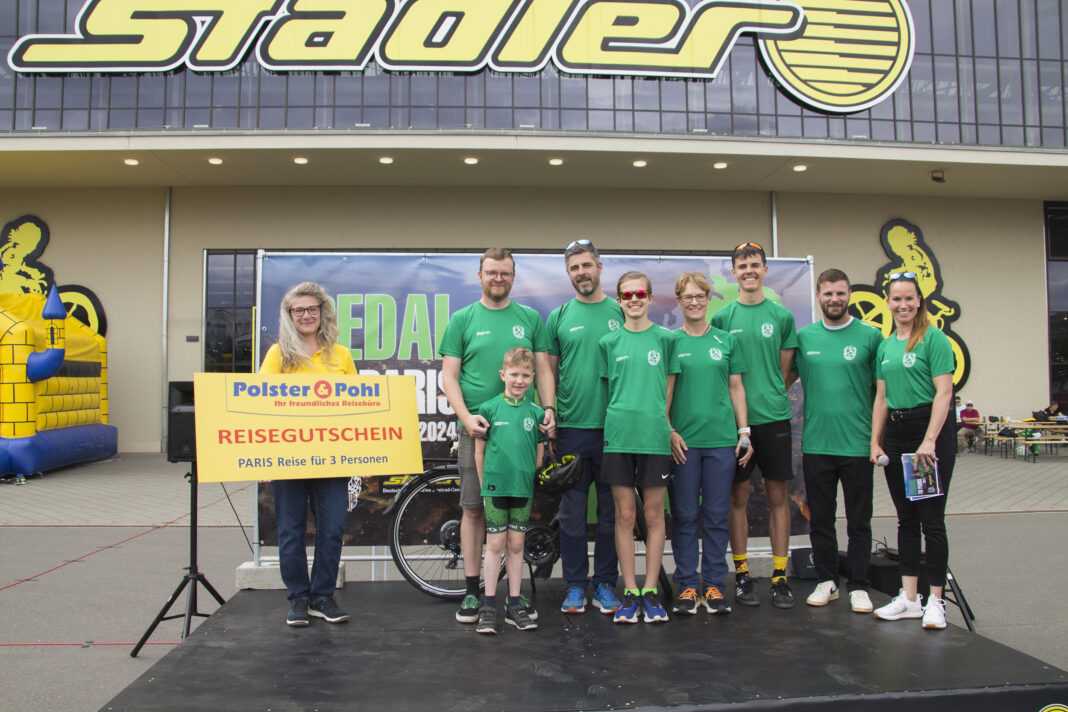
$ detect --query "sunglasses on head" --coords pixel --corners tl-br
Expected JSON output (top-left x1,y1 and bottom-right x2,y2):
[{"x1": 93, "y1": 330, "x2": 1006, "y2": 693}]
[
  {"x1": 619, "y1": 289, "x2": 650, "y2": 300},
  {"x1": 565, "y1": 239, "x2": 592, "y2": 251},
  {"x1": 734, "y1": 241, "x2": 764, "y2": 252},
  {"x1": 889, "y1": 271, "x2": 918, "y2": 281}
]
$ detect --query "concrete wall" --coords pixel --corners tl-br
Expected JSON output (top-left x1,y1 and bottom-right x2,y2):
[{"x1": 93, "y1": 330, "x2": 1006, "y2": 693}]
[{"x1": 0, "y1": 186, "x2": 1049, "y2": 454}]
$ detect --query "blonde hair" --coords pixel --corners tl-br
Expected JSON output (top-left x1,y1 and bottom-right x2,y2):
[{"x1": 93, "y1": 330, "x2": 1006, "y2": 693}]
[
  {"x1": 617, "y1": 270, "x2": 651, "y2": 295},
  {"x1": 674, "y1": 272, "x2": 711, "y2": 296},
  {"x1": 276, "y1": 282, "x2": 340, "y2": 372},
  {"x1": 502, "y1": 346, "x2": 535, "y2": 371}
]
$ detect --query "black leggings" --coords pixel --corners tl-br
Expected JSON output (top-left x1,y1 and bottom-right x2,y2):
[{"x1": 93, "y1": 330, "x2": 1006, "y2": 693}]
[{"x1": 882, "y1": 404, "x2": 955, "y2": 590}]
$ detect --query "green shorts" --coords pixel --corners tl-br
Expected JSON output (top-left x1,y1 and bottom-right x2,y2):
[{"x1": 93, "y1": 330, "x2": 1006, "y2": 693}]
[{"x1": 484, "y1": 496, "x2": 532, "y2": 534}]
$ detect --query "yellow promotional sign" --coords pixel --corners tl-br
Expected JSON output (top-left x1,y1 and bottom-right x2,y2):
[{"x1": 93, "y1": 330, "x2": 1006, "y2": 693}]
[{"x1": 193, "y1": 372, "x2": 423, "y2": 483}]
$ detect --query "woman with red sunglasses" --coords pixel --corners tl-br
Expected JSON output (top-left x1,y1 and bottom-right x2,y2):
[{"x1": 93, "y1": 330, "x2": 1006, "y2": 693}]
[{"x1": 870, "y1": 272, "x2": 956, "y2": 630}]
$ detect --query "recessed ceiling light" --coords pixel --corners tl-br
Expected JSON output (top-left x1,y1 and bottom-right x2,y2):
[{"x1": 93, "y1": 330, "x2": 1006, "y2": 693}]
[
  {"x1": 293, "y1": 156, "x2": 309, "y2": 165},
  {"x1": 548, "y1": 158, "x2": 564, "y2": 166},
  {"x1": 713, "y1": 161, "x2": 728, "y2": 170},
  {"x1": 123, "y1": 158, "x2": 139, "y2": 166},
  {"x1": 207, "y1": 157, "x2": 223, "y2": 165},
  {"x1": 464, "y1": 157, "x2": 479, "y2": 165},
  {"x1": 792, "y1": 164, "x2": 808, "y2": 172},
  {"x1": 632, "y1": 159, "x2": 647, "y2": 168},
  {"x1": 379, "y1": 156, "x2": 394, "y2": 165}
]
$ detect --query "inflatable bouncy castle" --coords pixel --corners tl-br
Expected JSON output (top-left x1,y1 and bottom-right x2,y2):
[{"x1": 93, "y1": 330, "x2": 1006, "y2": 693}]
[{"x1": 0, "y1": 286, "x2": 117, "y2": 482}]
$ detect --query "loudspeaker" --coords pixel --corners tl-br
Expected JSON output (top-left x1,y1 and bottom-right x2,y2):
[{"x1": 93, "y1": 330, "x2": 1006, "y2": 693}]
[
  {"x1": 167, "y1": 381, "x2": 196, "y2": 463},
  {"x1": 791, "y1": 547, "x2": 818, "y2": 580},
  {"x1": 868, "y1": 549, "x2": 929, "y2": 597}
]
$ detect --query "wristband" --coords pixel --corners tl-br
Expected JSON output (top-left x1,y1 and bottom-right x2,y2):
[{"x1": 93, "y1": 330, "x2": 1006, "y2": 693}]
[
  {"x1": 737, "y1": 427, "x2": 751, "y2": 435},
  {"x1": 543, "y1": 405, "x2": 556, "y2": 413}
]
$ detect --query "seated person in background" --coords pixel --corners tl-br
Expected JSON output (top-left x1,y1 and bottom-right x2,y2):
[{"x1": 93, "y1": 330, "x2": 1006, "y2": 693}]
[
  {"x1": 1042, "y1": 401, "x2": 1066, "y2": 420},
  {"x1": 958, "y1": 401, "x2": 980, "y2": 452}
]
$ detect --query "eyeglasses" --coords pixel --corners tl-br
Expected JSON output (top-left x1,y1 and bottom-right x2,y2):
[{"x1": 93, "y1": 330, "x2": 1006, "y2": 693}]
[
  {"x1": 889, "y1": 272, "x2": 917, "y2": 281},
  {"x1": 619, "y1": 289, "x2": 650, "y2": 300},
  {"x1": 483, "y1": 270, "x2": 514, "y2": 280},
  {"x1": 677, "y1": 294, "x2": 708, "y2": 304},
  {"x1": 290, "y1": 305, "x2": 320, "y2": 317},
  {"x1": 734, "y1": 241, "x2": 764, "y2": 252},
  {"x1": 565, "y1": 239, "x2": 592, "y2": 252}
]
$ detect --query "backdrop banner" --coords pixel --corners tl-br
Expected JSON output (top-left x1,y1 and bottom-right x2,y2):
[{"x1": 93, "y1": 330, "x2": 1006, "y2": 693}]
[{"x1": 255, "y1": 251, "x2": 814, "y2": 547}]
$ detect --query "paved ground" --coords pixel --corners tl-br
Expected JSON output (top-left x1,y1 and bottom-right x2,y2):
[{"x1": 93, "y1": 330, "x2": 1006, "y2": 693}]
[{"x1": 1, "y1": 449, "x2": 1065, "y2": 712}]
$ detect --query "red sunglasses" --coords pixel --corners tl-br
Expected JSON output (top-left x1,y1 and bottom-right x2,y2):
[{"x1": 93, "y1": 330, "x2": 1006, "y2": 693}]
[{"x1": 619, "y1": 289, "x2": 650, "y2": 300}]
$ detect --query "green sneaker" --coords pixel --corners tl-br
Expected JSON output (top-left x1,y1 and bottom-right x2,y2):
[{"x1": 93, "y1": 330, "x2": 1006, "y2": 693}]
[{"x1": 456, "y1": 594, "x2": 480, "y2": 623}]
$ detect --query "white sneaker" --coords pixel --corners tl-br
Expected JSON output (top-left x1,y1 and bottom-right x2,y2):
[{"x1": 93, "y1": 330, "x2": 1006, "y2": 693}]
[
  {"x1": 922, "y1": 597, "x2": 947, "y2": 629},
  {"x1": 849, "y1": 589, "x2": 874, "y2": 613},
  {"x1": 806, "y1": 580, "x2": 839, "y2": 606},
  {"x1": 873, "y1": 589, "x2": 923, "y2": 620}
]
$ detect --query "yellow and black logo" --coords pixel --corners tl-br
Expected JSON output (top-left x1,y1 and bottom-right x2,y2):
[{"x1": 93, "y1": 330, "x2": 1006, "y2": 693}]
[
  {"x1": 759, "y1": 0, "x2": 914, "y2": 113},
  {"x1": 7, "y1": 0, "x2": 913, "y2": 115}
]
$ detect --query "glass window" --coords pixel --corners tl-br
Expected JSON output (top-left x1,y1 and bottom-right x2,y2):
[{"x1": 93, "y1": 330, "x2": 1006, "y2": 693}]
[
  {"x1": 633, "y1": 79, "x2": 660, "y2": 111},
  {"x1": 559, "y1": 76, "x2": 587, "y2": 109},
  {"x1": 205, "y1": 251, "x2": 257, "y2": 373},
  {"x1": 486, "y1": 74, "x2": 513, "y2": 107},
  {"x1": 995, "y1": 0, "x2": 1021, "y2": 58},
  {"x1": 931, "y1": 0, "x2": 957, "y2": 54},
  {"x1": 588, "y1": 78, "x2": 614, "y2": 109},
  {"x1": 934, "y1": 55, "x2": 960, "y2": 122},
  {"x1": 972, "y1": 0, "x2": 997, "y2": 55},
  {"x1": 1036, "y1": 0, "x2": 1060, "y2": 59},
  {"x1": 998, "y1": 59, "x2": 1024, "y2": 125}
]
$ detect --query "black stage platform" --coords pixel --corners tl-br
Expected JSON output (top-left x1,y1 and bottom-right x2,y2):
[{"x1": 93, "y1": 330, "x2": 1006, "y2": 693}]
[{"x1": 105, "y1": 580, "x2": 1068, "y2": 711}]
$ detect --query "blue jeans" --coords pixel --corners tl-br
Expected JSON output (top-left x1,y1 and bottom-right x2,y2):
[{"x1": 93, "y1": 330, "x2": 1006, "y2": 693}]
[
  {"x1": 669, "y1": 447, "x2": 734, "y2": 590},
  {"x1": 272, "y1": 477, "x2": 349, "y2": 602},
  {"x1": 556, "y1": 427, "x2": 618, "y2": 588}
]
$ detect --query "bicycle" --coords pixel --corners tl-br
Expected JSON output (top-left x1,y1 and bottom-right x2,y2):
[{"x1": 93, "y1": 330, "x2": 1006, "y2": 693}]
[{"x1": 385, "y1": 461, "x2": 674, "y2": 604}]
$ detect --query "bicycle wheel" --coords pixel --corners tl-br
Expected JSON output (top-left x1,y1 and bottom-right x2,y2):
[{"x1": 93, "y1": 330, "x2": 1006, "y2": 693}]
[{"x1": 388, "y1": 470, "x2": 469, "y2": 599}]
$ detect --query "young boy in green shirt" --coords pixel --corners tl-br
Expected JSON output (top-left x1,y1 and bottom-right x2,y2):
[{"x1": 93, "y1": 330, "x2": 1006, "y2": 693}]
[{"x1": 473, "y1": 347, "x2": 546, "y2": 634}]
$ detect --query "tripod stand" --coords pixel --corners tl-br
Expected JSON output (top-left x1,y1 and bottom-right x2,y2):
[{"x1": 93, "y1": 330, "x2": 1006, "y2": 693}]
[{"x1": 131, "y1": 462, "x2": 226, "y2": 657}]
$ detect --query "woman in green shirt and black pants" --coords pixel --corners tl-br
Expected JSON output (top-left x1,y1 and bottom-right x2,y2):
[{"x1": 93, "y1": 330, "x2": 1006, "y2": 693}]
[{"x1": 870, "y1": 272, "x2": 956, "y2": 630}]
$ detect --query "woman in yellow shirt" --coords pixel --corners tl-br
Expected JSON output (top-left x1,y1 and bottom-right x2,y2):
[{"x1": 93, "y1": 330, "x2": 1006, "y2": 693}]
[{"x1": 260, "y1": 282, "x2": 355, "y2": 627}]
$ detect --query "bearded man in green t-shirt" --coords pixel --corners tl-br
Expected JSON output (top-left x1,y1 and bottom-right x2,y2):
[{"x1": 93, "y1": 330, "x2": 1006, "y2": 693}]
[
  {"x1": 790, "y1": 268, "x2": 883, "y2": 614},
  {"x1": 439, "y1": 248, "x2": 556, "y2": 625},
  {"x1": 710, "y1": 242, "x2": 798, "y2": 609}
]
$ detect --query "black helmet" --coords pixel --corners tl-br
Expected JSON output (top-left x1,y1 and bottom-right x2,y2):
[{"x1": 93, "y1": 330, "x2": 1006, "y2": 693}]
[{"x1": 536, "y1": 448, "x2": 581, "y2": 496}]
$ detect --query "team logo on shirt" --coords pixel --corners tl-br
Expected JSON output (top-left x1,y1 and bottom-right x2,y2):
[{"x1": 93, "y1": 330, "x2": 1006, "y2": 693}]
[
  {"x1": 512, "y1": 325, "x2": 525, "y2": 339},
  {"x1": 709, "y1": 348, "x2": 723, "y2": 361},
  {"x1": 647, "y1": 350, "x2": 661, "y2": 366},
  {"x1": 761, "y1": 322, "x2": 774, "y2": 338},
  {"x1": 843, "y1": 346, "x2": 858, "y2": 361},
  {"x1": 903, "y1": 353, "x2": 917, "y2": 368},
  {"x1": 608, "y1": 319, "x2": 621, "y2": 331},
  {"x1": 523, "y1": 417, "x2": 535, "y2": 432}
]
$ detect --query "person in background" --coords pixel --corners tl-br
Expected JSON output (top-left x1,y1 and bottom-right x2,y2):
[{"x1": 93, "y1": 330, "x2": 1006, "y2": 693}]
[
  {"x1": 870, "y1": 272, "x2": 956, "y2": 630},
  {"x1": 260, "y1": 281, "x2": 354, "y2": 627},
  {"x1": 958, "y1": 401, "x2": 980, "y2": 453}
]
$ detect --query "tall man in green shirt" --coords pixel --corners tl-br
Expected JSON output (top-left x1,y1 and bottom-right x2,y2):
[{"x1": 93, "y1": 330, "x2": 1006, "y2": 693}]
[
  {"x1": 439, "y1": 248, "x2": 556, "y2": 624},
  {"x1": 710, "y1": 242, "x2": 798, "y2": 608},
  {"x1": 546, "y1": 240, "x2": 623, "y2": 615},
  {"x1": 791, "y1": 268, "x2": 883, "y2": 613}
]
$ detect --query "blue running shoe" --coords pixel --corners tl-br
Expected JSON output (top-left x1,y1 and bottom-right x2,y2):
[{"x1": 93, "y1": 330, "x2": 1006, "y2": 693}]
[
  {"x1": 561, "y1": 585, "x2": 586, "y2": 613},
  {"x1": 592, "y1": 583, "x2": 621, "y2": 614},
  {"x1": 642, "y1": 591, "x2": 669, "y2": 623},
  {"x1": 613, "y1": 592, "x2": 641, "y2": 624}
]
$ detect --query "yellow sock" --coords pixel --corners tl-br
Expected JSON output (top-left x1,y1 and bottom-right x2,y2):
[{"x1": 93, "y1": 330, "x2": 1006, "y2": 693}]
[
  {"x1": 772, "y1": 555, "x2": 789, "y2": 583},
  {"x1": 733, "y1": 555, "x2": 748, "y2": 577}
]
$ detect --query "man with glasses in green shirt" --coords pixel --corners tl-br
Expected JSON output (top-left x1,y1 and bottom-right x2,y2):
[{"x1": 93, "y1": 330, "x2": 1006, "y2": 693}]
[
  {"x1": 791, "y1": 268, "x2": 882, "y2": 613},
  {"x1": 439, "y1": 248, "x2": 556, "y2": 624}
]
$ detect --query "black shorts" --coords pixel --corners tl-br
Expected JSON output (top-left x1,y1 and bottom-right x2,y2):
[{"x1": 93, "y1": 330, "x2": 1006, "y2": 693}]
[
  {"x1": 734, "y1": 419, "x2": 794, "y2": 484},
  {"x1": 602, "y1": 452, "x2": 673, "y2": 488}
]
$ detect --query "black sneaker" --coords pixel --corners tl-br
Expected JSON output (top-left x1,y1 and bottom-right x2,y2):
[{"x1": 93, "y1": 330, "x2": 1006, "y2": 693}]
[
  {"x1": 505, "y1": 602, "x2": 538, "y2": 631},
  {"x1": 703, "y1": 585, "x2": 732, "y2": 614},
  {"x1": 456, "y1": 594, "x2": 481, "y2": 623},
  {"x1": 475, "y1": 605, "x2": 498, "y2": 635},
  {"x1": 770, "y1": 579, "x2": 795, "y2": 609},
  {"x1": 672, "y1": 587, "x2": 699, "y2": 615},
  {"x1": 735, "y1": 573, "x2": 760, "y2": 607},
  {"x1": 286, "y1": 598, "x2": 309, "y2": 627},
  {"x1": 518, "y1": 594, "x2": 539, "y2": 621},
  {"x1": 309, "y1": 596, "x2": 349, "y2": 623}
]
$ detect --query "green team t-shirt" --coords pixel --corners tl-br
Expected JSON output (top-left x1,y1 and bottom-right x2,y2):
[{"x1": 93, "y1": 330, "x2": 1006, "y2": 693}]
[
  {"x1": 546, "y1": 297, "x2": 625, "y2": 428},
  {"x1": 710, "y1": 299, "x2": 798, "y2": 425},
  {"x1": 597, "y1": 324, "x2": 680, "y2": 455},
  {"x1": 438, "y1": 300, "x2": 550, "y2": 413},
  {"x1": 669, "y1": 326, "x2": 746, "y2": 448},
  {"x1": 795, "y1": 318, "x2": 883, "y2": 456},
  {"x1": 876, "y1": 327, "x2": 955, "y2": 410},
  {"x1": 478, "y1": 395, "x2": 546, "y2": 498}
]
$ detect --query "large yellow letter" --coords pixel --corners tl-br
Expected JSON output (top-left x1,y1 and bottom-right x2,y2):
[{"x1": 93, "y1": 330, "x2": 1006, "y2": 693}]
[
  {"x1": 259, "y1": 0, "x2": 391, "y2": 69},
  {"x1": 491, "y1": 0, "x2": 577, "y2": 71},
  {"x1": 379, "y1": 0, "x2": 519, "y2": 69},
  {"x1": 10, "y1": 0, "x2": 281, "y2": 72}
]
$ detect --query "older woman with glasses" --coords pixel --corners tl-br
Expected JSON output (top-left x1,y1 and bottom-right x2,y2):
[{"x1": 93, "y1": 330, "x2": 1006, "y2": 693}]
[
  {"x1": 667, "y1": 272, "x2": 752, "y2": 616},
  {"x1": 260, "y1": 281, "x2": 356, "y2": 628},
  {"x1": 870, "y1": 272, "x2": 956, "y2": 630}
]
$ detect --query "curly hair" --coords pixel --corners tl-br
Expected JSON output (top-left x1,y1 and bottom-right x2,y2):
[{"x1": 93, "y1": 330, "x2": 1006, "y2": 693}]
[{"x1": 275, "y1": 282, "x2": 340, "y2": 372}]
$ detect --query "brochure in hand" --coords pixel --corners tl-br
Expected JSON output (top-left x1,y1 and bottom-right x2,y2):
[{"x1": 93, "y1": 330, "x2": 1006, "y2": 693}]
[{"x1": 902, "y1": 454, "x2": 943, "y2": 501}]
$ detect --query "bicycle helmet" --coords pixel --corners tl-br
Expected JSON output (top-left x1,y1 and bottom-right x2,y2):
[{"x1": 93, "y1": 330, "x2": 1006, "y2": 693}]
[{"x1": 536, "y1": 450, "x2": 581, "y2": 496}]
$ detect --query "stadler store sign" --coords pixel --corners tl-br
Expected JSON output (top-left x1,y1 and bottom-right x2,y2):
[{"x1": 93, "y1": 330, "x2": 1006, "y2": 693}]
[{"x1": 9, "y1": 0, "x2": 914, "y2": 114}]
